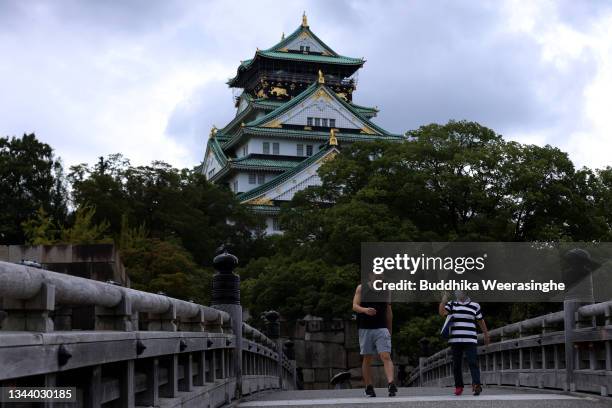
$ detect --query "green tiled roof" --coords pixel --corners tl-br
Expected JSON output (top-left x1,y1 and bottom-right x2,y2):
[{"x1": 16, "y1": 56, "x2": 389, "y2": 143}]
[
  {"x1": 265, "y1": 24, "x2": 338, "y2": 56},
  {"x1": 231, "y1": 127, "x2": 402, "y2": 145},
  {"x1": 229, "y1": 52, "x2": 364, "y2": 86},
  {"x1": 232, "y1": 154, "x2": 302, "y2": 170},
  {"x1": 210, "y1": 137, "x2": 227, "y2": 166},
  {"x1": 246, "y1": 82, "x2": 383, "y2": 132},
  {"x1": 237, "y1": 145, "x2": 337, "y2": 203},
  {"x1": 251, "y1": 98, "x2": 284, "y2": 109},
  {"x1": 257, "y1": 51, "x2": 363, "y2": 65}
]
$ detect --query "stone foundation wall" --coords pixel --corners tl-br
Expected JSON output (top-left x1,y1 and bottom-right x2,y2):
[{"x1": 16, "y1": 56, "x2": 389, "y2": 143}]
[{"x1": 289, "y1": 317, "x2": 389, "y2": 389}]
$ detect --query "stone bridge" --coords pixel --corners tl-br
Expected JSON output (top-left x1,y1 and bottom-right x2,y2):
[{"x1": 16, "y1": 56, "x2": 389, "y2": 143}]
[
  {"x1": 1, "y1": 252, "x2": 612, "y2": 407},
  {"x1": 0, "y1": 250, "x2": 295, "y2": 407}
]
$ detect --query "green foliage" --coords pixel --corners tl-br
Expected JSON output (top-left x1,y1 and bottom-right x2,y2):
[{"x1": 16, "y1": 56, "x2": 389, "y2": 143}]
[
  {"x1": 395, "y1": 314, "x2": 447, "y2": 363},
  {"x1": 0, "y1": 134, "x2": 67, "y2": 244},
  {"x1": 121, "y1": 236, "x2": 213, "y2": 305},
  {"x1": 239, "y1": 120, "x2": 612, "y2": 363},
  {"x1": 22, "y1": 207, "x2": 58, "y2": 245},
  {"x1": 241, "y1": 256, "x2": 358, "y2": 321},
  {"x1": 60, "y1": 205, "x2": 112, "y2": 244},
  {"x1": 68, "y1": 156, "x2": 267, "y2": 266}
]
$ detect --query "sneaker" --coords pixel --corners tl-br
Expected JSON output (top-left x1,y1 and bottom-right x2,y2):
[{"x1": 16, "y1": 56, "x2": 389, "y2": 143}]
[
  {"x1": 454, "y1": 386, "x2": 464, "y2": 396},
  {"x1": 388, "y1": 382, "x2": 397, "y2": 397},
  {"x1": 473, "y1": 384, "x2": 482, "y2": 396},
  {"x1": 364, "y1": 385, "x2": 376, "y2": 397}
]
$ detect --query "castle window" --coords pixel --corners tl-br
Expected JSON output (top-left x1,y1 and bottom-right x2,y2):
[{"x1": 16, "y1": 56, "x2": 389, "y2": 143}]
[
  {"x1": 329, "y1": 118, "x2": 336, "y2": 128},
  {"x1": 322, "y1": 118, "x2": 328, "y2": 127},
  {"x1": 249, "y1": 173, "x2": 256, "y2": 184},
  {"x1": 297, "y1": 144, "x2": 304, "y2": 156},
  {"x1": 307, "y1": 117, "x2": 313, "y2": 126},
  {"x1": 306, "y1": 145, "x2": 313, "y2": 156},
  {"x1": 257, "y1": 174, "x2": 265, "y2": 184},
  {"x1": 273, "y1": 143, "x2": 280, "y2": 155},
  {"x1": 263, "y1": 142, "x2": 270, "y2": 154},
  {"x1": 314, "y1": 118, "x2": 321, "y2": 127}
]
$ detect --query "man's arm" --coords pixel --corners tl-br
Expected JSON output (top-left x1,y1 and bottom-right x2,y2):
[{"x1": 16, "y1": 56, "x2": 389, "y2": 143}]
[
  {"x1": 477, "y1": 319, "x2": 490, "y2": 345},
  {"x1": 386, "y1": 304, "x2": 393, "y2": 334},
  {"x1": 438, "y1": 292, "x2": 449, "y2": 317},
  {"x1": 352, "y1": 285, "x2": 376, "y2": 315}
]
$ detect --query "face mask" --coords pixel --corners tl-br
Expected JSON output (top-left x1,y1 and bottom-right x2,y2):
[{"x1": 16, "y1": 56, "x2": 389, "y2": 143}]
[{"x1": 454, "y1": 290, "x2": 466, "y2": 300}]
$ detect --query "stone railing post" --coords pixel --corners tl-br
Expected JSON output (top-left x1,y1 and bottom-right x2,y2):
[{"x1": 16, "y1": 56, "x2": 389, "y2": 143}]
[
  {"x1": 211, "y1": 245, "x2": 242, "y2": 398},
  {"x1": 563, "y1": 299, "x2": 579, "y2": 392},
  {"x1": 264, "y1": 311, "x2": 282, "y2": 389}
]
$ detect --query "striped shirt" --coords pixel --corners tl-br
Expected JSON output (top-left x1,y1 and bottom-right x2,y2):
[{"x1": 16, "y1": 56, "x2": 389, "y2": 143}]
[{"x1": 445, "y1": 300, "x2": 483, "y2": 344}]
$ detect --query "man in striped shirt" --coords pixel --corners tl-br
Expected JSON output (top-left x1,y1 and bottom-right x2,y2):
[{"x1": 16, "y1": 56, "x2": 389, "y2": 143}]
[{"x1": 438, "y1": 290, "x2": 490, "y2": 396}]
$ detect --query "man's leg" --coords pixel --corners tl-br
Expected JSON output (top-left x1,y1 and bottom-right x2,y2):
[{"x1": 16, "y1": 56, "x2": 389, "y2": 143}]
[
  {"x1": 362, "y1": 354, "x2": 374, "y2": 386},
  {"x1": 451, "y1": 344, "x2": 464, "y2": 388},
  {"x1": 465, "y1": 344, "x2": 481, "y2": 393},
  {"x1": 375, "y1": 329, "x2": 397, "y2": 396},
  {"x1": 379, "y1": 352, "x2": 394, "y2": 383}
]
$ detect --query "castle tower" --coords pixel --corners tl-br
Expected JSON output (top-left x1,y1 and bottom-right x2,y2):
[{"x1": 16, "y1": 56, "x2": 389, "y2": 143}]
[{"x1": 201, "y1": 14, "x2": 402, "y2": 234}]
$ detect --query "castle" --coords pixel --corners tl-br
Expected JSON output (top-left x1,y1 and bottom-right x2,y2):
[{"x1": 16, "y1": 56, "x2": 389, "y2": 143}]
[{"x1": 201, "y1": 14, "x2": 401, "y2": 234}]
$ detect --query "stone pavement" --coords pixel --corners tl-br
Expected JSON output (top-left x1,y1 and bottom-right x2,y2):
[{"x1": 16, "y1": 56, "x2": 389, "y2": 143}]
[{"x1": 238, "y1": 387, "x2": 612, "y2": 408}]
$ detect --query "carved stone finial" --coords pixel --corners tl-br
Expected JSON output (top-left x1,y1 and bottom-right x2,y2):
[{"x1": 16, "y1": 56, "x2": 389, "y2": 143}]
[
  {"x1": 318, "y1": 69, "x2": 325, "y2": 84},
  {"x1": 329, "y1": 128, "x2": 338, "y2": 146},
  {"x1": 302, "y1": 11, "x2": 308, "y2": 27}
]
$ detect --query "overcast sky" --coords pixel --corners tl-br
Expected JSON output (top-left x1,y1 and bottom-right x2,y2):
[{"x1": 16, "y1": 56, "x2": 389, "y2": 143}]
[{"x1": 1, "y1": 0, "x2": 612, "y2": 170}]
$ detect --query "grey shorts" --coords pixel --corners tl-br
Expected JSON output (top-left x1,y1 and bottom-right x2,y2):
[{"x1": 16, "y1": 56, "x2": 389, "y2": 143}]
[{"x1": 358, "y1": 328, "x2": 392, "y2": 355}]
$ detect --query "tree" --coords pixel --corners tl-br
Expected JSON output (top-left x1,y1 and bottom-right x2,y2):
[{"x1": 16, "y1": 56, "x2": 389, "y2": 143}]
[
  {"x1": 0, "y1": 134, "x2": 67, "y2": 244},
  {"x1": 68, "y1": 157, "x2": 268, "y2": 266},
  {"x1": 238, "y1": 120, "x2": 612, "y2": 361},
  {"x1": 60, "y1": 205, "x2": 112, "y2": 244},
  {"x1": 241, "y1": 256, "x2": 358, "y2": 321},
  {"x1": 22, "y1": 207, "x2": 58, "y2": 245},
  {"x1": 120, "y1": 235, "x2": 213, "y2": 305}
]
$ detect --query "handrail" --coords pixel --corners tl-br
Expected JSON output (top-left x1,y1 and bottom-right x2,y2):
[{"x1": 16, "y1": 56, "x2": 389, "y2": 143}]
[
  {"x1": 0, "y1": 258, "x2": 296, "y2": 406},
  {"x1": 0, "y1": 261, "x2": 229, "y2": 325},
  {"x1": 408, "y1": 299, "x2": 612, "y2": 396}
]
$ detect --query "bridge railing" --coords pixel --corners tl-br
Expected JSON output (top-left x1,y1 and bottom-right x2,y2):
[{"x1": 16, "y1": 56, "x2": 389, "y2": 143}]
[
  {"x1": 408, "y1": 299, "x2": 612, "y2": 396},
  {"x1": 0, "y1": 256, "x2": 295, "y2": 407}
]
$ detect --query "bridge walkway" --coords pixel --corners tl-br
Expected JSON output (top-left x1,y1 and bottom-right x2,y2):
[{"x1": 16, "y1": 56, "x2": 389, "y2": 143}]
[{"x1": 238, "y1": 387, "x2": 612, "y2": 408}]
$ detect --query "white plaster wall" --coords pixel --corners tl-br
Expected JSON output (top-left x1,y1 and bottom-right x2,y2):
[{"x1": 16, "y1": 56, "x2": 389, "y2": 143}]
[
  {"x1": 246, "y1": 137, "x2": 323, "y2": 157},
  {"x1": 285, "y1": 36, "x2": 326, "y2": 53},
  {"x1": 281, "y1": 97, "x2": 364, "y2": 130}
]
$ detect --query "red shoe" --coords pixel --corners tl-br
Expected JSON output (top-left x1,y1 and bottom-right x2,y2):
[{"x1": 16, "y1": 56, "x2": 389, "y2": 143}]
[{"x1": 454, "y1": 387, "x2": 464, "y2": 396}]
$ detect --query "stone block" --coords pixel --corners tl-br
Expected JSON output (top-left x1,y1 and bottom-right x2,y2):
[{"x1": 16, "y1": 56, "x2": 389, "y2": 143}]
[
  {"x1": 301, "y1": 368, "x2": 314, "y2": 383},
  {"x1": 305, "y1": 330, "x2": 344, "y2": 344},
  {"x1": 40, "y1": 245, "x2": 72, "y2": 263},
  {"x1": 0, "y1": 246, "x2": 8, "y2": 262},
  {"x1": 344, "y1": 321, "x2": 360, "y2": 349},
  {"x1": 293, "y1": 321, "x2": 306, "y2": 339},
  {"x1": 303, "y1": 341, "x2": 346, "y2": 368},
  {"x1": 314, "y1": 368, "x2": 329, "y2": 383},
  {"x1": 347, "y1": 351, "x2": 361, "y2": 368},
  {"x1": 293, "y1": 339, "x2": 308, "y2": 368}
]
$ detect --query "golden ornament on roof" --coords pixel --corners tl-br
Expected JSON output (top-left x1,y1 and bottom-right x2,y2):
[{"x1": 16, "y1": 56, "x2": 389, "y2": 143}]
[
  {"x1": 302, "y1": 11, "x2": 308, "y2": 27},
  {"x1": 318, "y1": 69, "x2": 325, "y2": 84},
  {"x1": 329, "y1": 128, "x2": 338, "y2": 146}
]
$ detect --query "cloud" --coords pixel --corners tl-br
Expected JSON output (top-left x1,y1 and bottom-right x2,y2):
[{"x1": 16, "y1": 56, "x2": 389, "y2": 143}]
[{"x1": 0, "y1": 0, "x2": 611, "y2": 170}]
